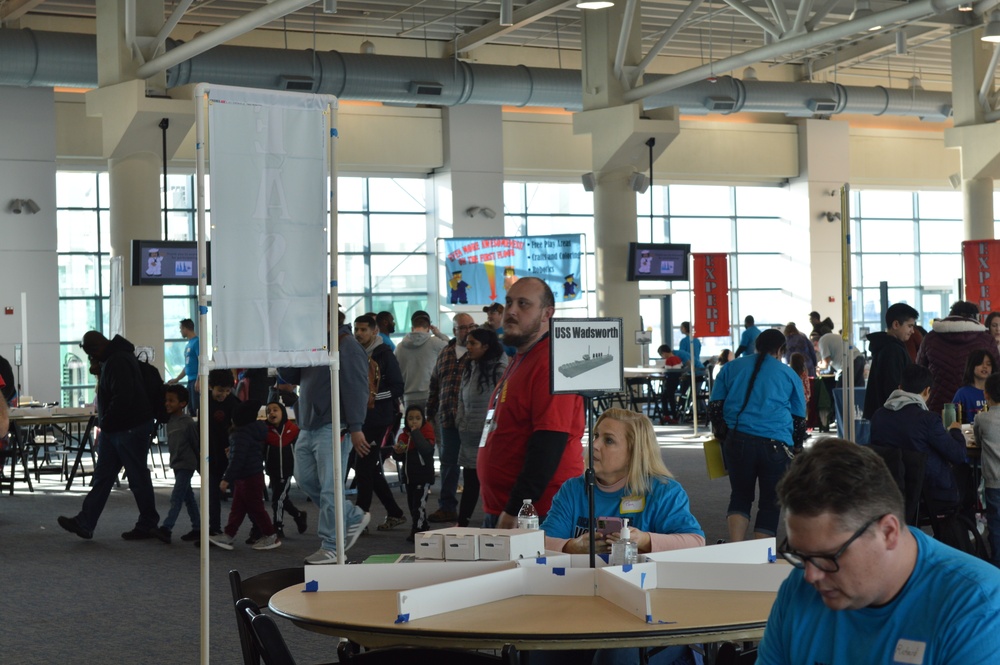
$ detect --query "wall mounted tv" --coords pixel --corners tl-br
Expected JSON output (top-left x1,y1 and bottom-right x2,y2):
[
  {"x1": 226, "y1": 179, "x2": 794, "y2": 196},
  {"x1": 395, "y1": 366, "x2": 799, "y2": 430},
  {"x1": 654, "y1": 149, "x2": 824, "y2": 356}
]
[
  {"x1": 131, "y1": 240, "x2": 211, "y2": 286},
  {"x1": 626, "y1": 242, "x2": 691, "y2": 281}
]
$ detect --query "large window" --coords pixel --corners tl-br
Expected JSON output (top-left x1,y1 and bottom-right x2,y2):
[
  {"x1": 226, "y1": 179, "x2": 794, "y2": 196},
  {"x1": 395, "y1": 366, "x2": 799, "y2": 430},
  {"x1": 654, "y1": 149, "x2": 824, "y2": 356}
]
[{"x1": 850, "y1": 190, "x2": 974, "y2": 348}]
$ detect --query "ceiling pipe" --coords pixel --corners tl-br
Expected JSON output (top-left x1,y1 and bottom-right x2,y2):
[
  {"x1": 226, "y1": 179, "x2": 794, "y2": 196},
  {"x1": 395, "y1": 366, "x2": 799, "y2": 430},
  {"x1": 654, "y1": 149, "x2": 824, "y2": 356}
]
[
  {"x1": 135, "y1": 0, "x2": 316, "y2": 79},
  {"x1": 623, "y1": 0, "x2": 970, "y2": 102},
  {"x1": 0, "y1": 29, "x2": 953, "y2": 120}
]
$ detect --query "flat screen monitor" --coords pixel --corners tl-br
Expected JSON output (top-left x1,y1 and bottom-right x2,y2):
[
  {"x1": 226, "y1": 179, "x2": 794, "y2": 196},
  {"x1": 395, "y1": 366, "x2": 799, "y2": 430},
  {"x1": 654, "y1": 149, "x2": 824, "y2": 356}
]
[
  {"x1": 626, "y1": 242, "x2": 690, "y2": 281},
  {"x1": 131, "y1": 239, "x2": 210, "y2": 286}
]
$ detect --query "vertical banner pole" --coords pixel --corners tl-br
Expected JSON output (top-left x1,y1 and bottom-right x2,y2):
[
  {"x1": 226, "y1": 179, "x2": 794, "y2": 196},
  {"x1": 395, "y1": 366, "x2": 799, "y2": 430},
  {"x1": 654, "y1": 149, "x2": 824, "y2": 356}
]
[
  {"x1": 840, "y1": 184, "x2": 856, "y2": 442},
  {"x1": 327, "y1": 101, "x2": 346, "y2": 565}
]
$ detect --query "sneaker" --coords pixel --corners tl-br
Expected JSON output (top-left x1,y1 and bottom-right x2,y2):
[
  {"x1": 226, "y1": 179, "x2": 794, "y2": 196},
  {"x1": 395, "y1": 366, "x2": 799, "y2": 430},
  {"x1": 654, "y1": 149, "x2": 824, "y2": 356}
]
[
  {"x1": 304, "y1": 548, "x2": 339, "y2": 565},
  {"x1": 245, "y1": 525, "x2": 262, "y2": 545},
  {"x1": 57, "y1": 515, "x2": 93, "y2": 540},
  {"x1": 427, "y1": 509, "x2": 458, "y2": 523},
  {"x1": 121, "y1": 527, "x2": 156, "y2": 541},
  {"x1": 343, "y1": 512, "x2": 371, "y2": 553},
  {"x1": 180, "y1": 529, "x2": 200, "y2": 542},
  {"x1": 209, "y1": 533, "x2": 235, "y2": 550},
  {"x1": 377, "y1": 515, "x2": 407, "y2": 531},
  {"x1": 252, "y1": 533, "x2": 282, "y2": 550},
  {"x1": 294, "y1": 512, "x2": 308, "y2": 534},
  {"x1": 152, "y1": 527, "x2": 172, "y2": 544},
  {"x1": 275, "y1": 524, "x2": 285, "y2": 539}
]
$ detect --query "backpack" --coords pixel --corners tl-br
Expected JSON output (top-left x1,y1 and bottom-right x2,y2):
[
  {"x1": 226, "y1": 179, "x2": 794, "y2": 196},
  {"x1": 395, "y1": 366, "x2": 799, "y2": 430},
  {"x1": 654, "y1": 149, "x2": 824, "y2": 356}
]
[
  {"x1": 138, "y1": 360, "x2": 169, "y2": 425},
  {"x1": 340, "y1": 333, "x2": 380, "y2": 410}
]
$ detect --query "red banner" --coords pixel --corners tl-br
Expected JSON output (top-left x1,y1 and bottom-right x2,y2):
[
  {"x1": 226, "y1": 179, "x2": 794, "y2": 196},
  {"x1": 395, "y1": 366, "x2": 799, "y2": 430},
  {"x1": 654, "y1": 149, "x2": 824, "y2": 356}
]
[
  {"x1": 962, "y1": 240, "x2": 1000, "y2": 318},
  {"x1": 692, "y1": 253, "x2": 730, "y2": 337}
]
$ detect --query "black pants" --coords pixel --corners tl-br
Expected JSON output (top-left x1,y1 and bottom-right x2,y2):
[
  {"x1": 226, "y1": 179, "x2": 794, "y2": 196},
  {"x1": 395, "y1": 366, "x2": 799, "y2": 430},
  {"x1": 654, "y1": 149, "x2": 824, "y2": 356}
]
[
  {"x1": 457, "y1": 467, "x2": 481, "y2": 527},
  {"x1": 407, "y1": 482, "x2": 430, "y2": 532},
  {"x1": 268, "y1": 472, "x2": 303, "y2": 527},
  {"x1": 354, "y1": 424, "x2": 404, "y2": 517}
]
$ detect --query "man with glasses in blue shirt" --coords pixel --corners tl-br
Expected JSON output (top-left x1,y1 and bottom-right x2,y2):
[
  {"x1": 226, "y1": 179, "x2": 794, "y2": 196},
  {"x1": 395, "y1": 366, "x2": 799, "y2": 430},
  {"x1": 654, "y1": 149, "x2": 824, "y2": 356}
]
[{"x1": 758, "y1": 437, "x2": 1000, "y2": 664}]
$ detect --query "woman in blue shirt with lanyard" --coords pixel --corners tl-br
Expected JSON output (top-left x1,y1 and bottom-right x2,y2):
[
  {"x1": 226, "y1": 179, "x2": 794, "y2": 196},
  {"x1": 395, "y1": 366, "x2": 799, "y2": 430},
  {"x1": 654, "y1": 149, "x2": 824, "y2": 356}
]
[
  {"x1": 539, "y1": 407, "x2": 705, "y2": 665},
  {"x1": 709, "y1": 328, "x2": 806, "y2": 543}
]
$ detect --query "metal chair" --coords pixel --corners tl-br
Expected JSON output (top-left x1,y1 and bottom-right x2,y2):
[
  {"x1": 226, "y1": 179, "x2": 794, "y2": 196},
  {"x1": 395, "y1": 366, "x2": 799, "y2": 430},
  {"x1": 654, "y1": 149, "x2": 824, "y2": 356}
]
[{"x1": 230, "y1": 569, "x2": 306, "y2": 665}]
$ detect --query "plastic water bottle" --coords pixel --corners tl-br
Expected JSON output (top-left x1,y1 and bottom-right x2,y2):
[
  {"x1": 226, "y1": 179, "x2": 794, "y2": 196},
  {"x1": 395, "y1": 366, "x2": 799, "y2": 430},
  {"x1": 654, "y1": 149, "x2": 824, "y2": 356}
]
[
  {"x1": 943, "y1": 403, "x2": 956, "y2": 428},
  {"x1": 517, "y1": 499, "x2": 539, "y2": 530},
  {"x1": 610, "y1": 518, "x2": 638, "y2": 566}
]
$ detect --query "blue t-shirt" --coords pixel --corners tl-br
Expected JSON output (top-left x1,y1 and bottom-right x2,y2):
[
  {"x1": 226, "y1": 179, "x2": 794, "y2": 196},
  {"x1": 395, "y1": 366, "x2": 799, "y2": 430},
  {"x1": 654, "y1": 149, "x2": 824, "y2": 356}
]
[
  {"x1": 953, "y1": 385, "x2": 986, "y2": 424},
  {"x1": 710, "y1": 353, "x2": 805, "y2": 445},
  {"x1": 739, "y1": 326, "x2": 761, "y2": 356},
  {"x1": 183, "y1": 336, "x2": 199, "y2": 383},
  {"x1": 758, "y1": 528, "x2": 1000, "y2": 665},
  {"x1": 540, "y1": 474, "x2": 704, "y2": 541},
  {"x1": 676, "y1": 335, "x2": 702, "y2": 365}
]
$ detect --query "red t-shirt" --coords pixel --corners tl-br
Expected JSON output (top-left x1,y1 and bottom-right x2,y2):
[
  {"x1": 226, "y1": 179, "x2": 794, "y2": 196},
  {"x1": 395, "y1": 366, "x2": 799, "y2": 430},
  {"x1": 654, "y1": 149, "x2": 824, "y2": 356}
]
[{"x1": 477, "y1": 334, "x2": 584, "y2": 516}]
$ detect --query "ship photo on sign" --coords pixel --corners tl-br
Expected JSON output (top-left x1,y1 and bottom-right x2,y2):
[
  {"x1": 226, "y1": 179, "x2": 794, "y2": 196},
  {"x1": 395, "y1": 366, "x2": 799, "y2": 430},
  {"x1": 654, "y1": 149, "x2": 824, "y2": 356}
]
[{"x1": 550, "y1": 318, "x2": 624, "y2": 395}]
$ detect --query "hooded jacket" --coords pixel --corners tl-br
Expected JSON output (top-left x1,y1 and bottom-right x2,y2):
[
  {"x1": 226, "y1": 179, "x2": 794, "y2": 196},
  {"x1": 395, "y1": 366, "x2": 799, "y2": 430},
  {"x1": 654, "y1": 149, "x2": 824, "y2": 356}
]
[
  {"x1": 862, "y1": 331, "x2": 910, "y2": 420},
  {"x1": 95, "y1": 334, "x2": 154, "y2": 432},
  {"x1": 917, "y1": 316, "x2": 1000, "y2": 414},
  {"x1": 362, "y1": 334, "x2": 405, "y2": 429},
  {"x1": 870, "y1": 389, "x2": 968, "y2": 505},
  {"x1": 395, "y1": 330, "x2": 448, "y2": 405},
  {"x1": 277, "y1": 324, "x2": 368, "y2": 433}
]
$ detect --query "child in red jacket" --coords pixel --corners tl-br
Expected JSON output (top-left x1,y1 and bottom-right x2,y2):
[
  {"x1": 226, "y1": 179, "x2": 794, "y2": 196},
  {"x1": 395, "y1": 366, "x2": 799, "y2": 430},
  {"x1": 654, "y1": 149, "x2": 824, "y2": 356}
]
[
  {"x1": 264, "y1": 400, "x2": 307, "y2": 539},
  {"x1": 394, "y1": 405, "x2": 436, "y2": 542}
]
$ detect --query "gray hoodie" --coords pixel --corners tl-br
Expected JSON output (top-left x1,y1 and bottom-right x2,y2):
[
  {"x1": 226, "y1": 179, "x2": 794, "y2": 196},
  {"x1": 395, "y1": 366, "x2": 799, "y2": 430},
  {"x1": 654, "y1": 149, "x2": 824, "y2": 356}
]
[
  {"x1": 882, "y1": 389, "x2": 928, "y2": 412},
  {"x1": 395, "y1": 330, "x2": 448, "y2": 405},
  {"x1": 277, "y1": 324, "x2": 368, "y2": 433}
]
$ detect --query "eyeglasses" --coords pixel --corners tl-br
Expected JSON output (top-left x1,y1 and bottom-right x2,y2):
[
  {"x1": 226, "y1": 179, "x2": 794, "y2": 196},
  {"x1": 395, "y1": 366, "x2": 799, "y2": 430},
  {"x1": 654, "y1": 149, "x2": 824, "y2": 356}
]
[{"x1": 778, "y1": 513, "x2": 887, "y2": 573}]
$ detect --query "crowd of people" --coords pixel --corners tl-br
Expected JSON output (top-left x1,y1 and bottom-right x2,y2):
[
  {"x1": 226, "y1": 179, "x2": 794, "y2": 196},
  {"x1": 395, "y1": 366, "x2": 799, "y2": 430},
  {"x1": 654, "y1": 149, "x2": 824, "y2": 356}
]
[{"x1": 40, "y1": 294, "x2": 1000, "y2": 663}]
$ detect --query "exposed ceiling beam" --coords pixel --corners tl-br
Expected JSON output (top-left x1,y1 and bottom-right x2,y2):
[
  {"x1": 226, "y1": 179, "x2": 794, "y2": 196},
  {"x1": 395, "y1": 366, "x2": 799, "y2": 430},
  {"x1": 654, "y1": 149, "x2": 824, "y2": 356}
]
[
  {"x1": 0, "y1": 0, "x2": 45, "y2": 22},
  {"x1": 451, "y1": 0, "x2": 577, "y2": 54},
  {"x1": 807, "y1": 26, "x2": 938, "y2": 76}
]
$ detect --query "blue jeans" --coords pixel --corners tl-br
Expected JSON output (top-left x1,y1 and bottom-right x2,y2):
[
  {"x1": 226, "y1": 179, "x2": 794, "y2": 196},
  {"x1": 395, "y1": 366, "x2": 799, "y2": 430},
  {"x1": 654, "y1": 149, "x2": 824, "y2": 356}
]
[
  {"x1": 162, "y1": 468, "x2": 200, "y2": 532},
  {"x1": 294, "y1": 424, "x2": 365, "y2": 553},
  {"x1": 724, "y1": 430, "x2": 792, "y2": 536},
  {"x1": 77, "y1": 419, "x2": 158, "y2": 533},
  {"x1": 985, "y1": 487, "x2": 1000, "y2": 568},
  {"x1": 437, "y1": 425, "x2": 460, "y2": 513}
]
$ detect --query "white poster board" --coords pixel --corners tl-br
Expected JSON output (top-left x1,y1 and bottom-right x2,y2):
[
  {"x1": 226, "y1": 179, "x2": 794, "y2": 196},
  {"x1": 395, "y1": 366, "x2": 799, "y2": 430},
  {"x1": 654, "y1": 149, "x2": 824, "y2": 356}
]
[{"x1": 550, "y1": 318, "x2": 624, "y2": 394}]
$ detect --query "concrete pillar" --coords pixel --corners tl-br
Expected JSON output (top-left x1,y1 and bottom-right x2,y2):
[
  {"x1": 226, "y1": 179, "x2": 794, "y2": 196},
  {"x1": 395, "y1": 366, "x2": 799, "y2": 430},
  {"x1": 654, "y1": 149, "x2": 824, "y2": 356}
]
[
  {"x1": 108, "y1": 152, "x2": 165, "y2": 360},
  {"x1": 945, "y1": 27, "x2": 997, "y2": 242},
  {"x1": 574, "y1": 5, "x2": 679, "y2": 365},
  {"x1": 431, "y1": 105, "x2": 504, "y2": 320},
  {"x1": 789, "y1": 119, "x2": 850, "y2": 331}
]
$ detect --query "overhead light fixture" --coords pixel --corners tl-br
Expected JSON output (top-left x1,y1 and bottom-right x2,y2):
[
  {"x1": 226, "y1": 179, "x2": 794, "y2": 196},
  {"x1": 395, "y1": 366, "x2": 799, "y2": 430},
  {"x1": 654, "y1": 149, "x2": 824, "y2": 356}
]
[
  {"x1": 959, "y1": 2, "x2": 974, "y2": 11},
  {"x1": 322, "y1": 0, "x2": 336, "y2": 14},
  {"x1": 576, "y1": 0, "x2": 614, "y2": 9},
  {"x1": 908, "y1": 75, "x2": 923, "y2": 91},
  {"x1": 984, "y1": 13, "x2": 1000, "y2": 42},
  {"x1": 360, "y1": 40, "x2": 375, "y2": 55},
  {"x1": 742, "y1": 66, "x2": 759, "y2": 82},
  {"x1": 500, "y1": 0, "x2": 513, "y2": 26}
]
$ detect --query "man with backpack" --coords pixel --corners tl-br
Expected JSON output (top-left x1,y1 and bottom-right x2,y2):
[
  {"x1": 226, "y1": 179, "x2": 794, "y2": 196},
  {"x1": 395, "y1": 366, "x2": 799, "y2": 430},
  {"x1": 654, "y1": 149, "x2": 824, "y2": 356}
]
[{"x1": 58, "y1": 331, "x2": 168, "y2": 542}]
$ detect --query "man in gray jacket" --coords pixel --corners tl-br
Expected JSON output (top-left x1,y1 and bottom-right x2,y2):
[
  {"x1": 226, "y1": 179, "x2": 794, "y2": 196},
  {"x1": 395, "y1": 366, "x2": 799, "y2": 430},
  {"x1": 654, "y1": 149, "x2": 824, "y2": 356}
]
[
  {"x1": 278, "y1": 312, "x2": 371, "y2": 564},
  {"x1": 395, "y1": 311, "x2": 448, "y2": 411}
]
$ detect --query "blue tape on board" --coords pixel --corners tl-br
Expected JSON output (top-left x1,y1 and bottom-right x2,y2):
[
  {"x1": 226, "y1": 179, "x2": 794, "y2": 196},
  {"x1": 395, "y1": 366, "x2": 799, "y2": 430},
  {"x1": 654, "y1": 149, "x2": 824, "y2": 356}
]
[
  {"x1": 198, "y1": 305, "x2": 208, "y2": 314},
  {"x1": 552, "y1": 567, "x2": 566, "y2": 576},
  {"x1": 394, "y1": 614, "x2": 410, "y2": 624},
  {"x1": 303, "y1": 580, "x2": 318, "y2": 592},
  {"x1": 331, "y1": 128, "x2": 339, "y2": 137},
  {"x1": 622, "y1": 564, "x2": 633, "y2": 573},
  {"x1": 646, "y1": 615, "x2": 653, "y2": 623},
  {"x1": 535, "y1": 557, "x2": 547, "y2": 564},
  {"x1": 598, "y1": 553, "x2": 610, "y2": 564},
  {"x1": 656, "y1": 620, "x2": 678, "y2": 624},
  {"x1": 639, "y1": 572, "x2": 646, "y2": 588},
  {"x1": 767, "y1": 547, "x2": 777, "y2": 563},
  {"x1": 330, "y1": 280, "x2": 337, "y2": 287}
]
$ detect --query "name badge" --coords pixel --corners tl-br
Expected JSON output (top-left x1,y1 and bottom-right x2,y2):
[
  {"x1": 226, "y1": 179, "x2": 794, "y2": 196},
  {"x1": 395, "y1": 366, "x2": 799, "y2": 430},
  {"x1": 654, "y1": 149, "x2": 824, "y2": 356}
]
[
  {"x1": 479, "y1": 409, "x2": 495, "y2": 448},
  {"x1": 620, "y1": 496, "x2": 645, "y2": 514},
  {"x1": 894, "y1": 639, "x2": 926, "y2": 664}
]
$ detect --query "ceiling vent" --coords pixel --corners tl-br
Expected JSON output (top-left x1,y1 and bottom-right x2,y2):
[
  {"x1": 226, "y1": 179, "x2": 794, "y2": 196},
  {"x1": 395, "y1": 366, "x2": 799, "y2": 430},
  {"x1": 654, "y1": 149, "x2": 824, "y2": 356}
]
[
  {"x1": 704, "y1": 96, "x2": 737, "y2": 112},
  {"x1": 807, "y1": 98, "x2": 838, "y2": 113},
  {"x1": 408, "y1": 81, "x2": 444, "y2": 96}
]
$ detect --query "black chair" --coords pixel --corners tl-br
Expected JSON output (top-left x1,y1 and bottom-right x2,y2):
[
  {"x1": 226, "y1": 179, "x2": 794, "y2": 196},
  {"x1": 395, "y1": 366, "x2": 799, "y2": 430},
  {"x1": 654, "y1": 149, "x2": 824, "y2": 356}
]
[
  {"x1": 337, "y1": 642, "x2": 518, "y2": 664},
  {"x1": 714, "y1": 642, "x2": 758, "y2": 664},
  {"x1": 625, "y1": 377, "x2": 659, "y2": 418},
  {"x1": 238, "y1": 597, "x2": 340, "y2": 665},
  {"x1": 868, "y1": 445, "x2": 925, "y2": 526},
  {"x1": 230, "y1": 569, "x2": 306, "y2": 665}
]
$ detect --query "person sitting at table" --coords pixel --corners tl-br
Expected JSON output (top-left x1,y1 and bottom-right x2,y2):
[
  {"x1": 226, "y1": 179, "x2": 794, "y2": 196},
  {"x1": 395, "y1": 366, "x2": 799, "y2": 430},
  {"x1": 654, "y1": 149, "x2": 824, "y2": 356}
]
[
  {"x1": 539, "y1": 407, "x2": 704, "y2": 665},
  {"x1": 657, "y1": 344, "x2": 682, "y2": 424},
  {"x1": 869, "y1": 364, "x2": 969, "y2": 510},
  {"x1": 757, "y1": 438, "x2": 1000, "y2": 664},
  {"x1": 953, "y1": 348, "x2": 994, "y2": 424}
]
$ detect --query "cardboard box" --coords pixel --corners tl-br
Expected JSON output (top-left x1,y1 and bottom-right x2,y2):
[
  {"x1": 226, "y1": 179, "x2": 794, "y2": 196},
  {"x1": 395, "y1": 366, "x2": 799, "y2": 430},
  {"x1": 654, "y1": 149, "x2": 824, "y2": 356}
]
[
  {"x1": 414, "y1": 527, "x2": 482, "y2": 559},
  {"x1": 479, "y1": 529, "x2": 545, "y2": 561},
  {"x1": 444, "y1": 532, "x2": 480, "y2": 560}
]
